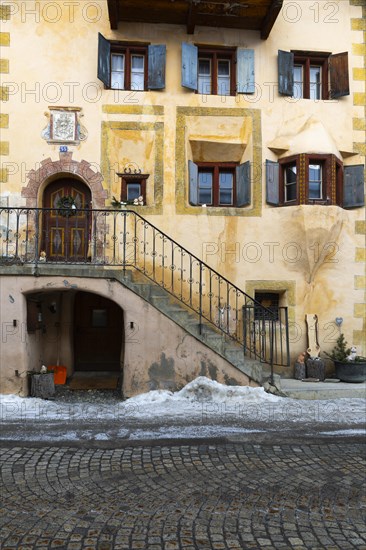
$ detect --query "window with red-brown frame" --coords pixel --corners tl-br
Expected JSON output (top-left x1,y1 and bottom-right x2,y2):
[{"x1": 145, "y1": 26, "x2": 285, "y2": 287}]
[
  {"x1": 97, "y1": 34, "x2": 166, "y2": 91},
  {"x1": 266, "y1": 154, "x2": 364, "y2": 209},
  {"x1": 117, "y1": 173, "x2": 149, "y2": 205},
  {"x1": 278, "y1": 50, "x2": 349, "y2": 99},
  {"x1": 188, "y1": 160, "x2": 251, "y2": 208},
  {"x1": 197, "y1": 48, "x2": 236, "y2": 96}
]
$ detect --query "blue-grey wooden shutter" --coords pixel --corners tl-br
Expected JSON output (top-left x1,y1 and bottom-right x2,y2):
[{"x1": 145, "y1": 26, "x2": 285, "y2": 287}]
[
  {"x1": 329, "y1": 52, "x2": 349, "y2": 99},
  {"x1": 148, "y1": 45, "x2": 166, "y2": 90},
  {"x1": 182, "y1": 42, "x2": 198, "y2": 90},
  {"x1": 278, "y1": 50, "x2": 294, "y2": 96},
  {"x1": 343, "y1": 165, "x2": 365, "y2": 208},
  {"x1": 266, "y1": 160, "x2": 280, "y2": 205},
  {"x1": 236, "y1": 49, "x2": 255, "y2": 94},
  {"x1": 236, "y1": 162, "x2": 251, "y2": 207},
  {"x1": 188, "y1": 160, "x2": 198, "y2": 205},
  {"x1": 97, "y1": 33, "x2": 111, "y2": 88}
]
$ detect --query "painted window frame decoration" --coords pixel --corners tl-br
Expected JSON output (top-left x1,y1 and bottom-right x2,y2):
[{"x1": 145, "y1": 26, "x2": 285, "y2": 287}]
[{"x1": 266, "y1": 154, "x2": 364, "y2": 209}]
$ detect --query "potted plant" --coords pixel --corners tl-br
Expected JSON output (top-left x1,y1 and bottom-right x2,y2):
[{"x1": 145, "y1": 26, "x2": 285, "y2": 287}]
[{"x1": 324, "y1": 334, "x2": 366, "y2": 383}]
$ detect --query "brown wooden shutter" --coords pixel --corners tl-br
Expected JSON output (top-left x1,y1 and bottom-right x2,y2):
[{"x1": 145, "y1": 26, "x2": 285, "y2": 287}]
[{"x1": 329, "y1": 52, "x2": 349, "y2": 99}]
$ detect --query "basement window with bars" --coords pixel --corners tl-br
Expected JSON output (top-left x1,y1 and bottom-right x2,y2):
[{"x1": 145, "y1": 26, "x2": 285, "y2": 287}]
[{"x1": 254, "y1": 292, "x2": 280, "y2": 321}]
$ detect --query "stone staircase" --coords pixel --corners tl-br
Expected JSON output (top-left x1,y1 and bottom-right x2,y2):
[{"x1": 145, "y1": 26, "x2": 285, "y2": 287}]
[{"x1": 112, "y1": 268, "x2": 282, "y2": 391}]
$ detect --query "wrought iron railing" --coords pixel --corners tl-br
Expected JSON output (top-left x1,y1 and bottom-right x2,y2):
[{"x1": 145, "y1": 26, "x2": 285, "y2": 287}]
[{"x1": 0, "y1": 207, "x2": 290, "y2": 371}]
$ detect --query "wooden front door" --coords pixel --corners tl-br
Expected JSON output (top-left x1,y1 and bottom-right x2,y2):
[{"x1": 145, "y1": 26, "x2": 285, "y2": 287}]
[
  {"x1": 74, "y1": 292, "x2": 124, "y2": 372},
  {"x1": 42, "y1": 178, "x2": 91, "y2": 261}
]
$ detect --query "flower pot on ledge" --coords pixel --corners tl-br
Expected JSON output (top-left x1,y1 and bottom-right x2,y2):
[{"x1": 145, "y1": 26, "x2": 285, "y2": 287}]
[{"x1": 334, "y1": 360, "x2": 366, "y2": 383}]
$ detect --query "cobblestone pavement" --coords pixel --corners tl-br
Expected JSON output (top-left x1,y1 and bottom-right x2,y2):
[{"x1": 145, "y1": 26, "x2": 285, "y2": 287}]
[{"x1": 1, "y1": 441, "x2": 365, "y2": 550}]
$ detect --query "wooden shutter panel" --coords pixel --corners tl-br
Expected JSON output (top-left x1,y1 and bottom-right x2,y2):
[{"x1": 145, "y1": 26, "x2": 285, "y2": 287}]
[
  {"x1": 188, "y1": 160, "x2": 199, "y2": 205},
  {"x1": 97, "y1": 33, "x2": 111, "y2": 88},
  {"x1": 182, "y1": 42, "x2": 198, "y2": 90},
  {"x1": 343, "y1": 165, "x2": 365, "y2": 208},
  {"x1": 237, "y1": 49, "x2": 255, "y2": 94},
  {"x1": 148, "y1": 45, "x2": 166, "y2": 90},
  {"x1": 278, "y1": 50, "x2": 294, "y2": 96},
  {"x1": 329, "y1": 52, "x2": 349, "y2": 99},
  {"x1": 266, "y1": 160, "x2": 280, "y2": 205},
  {"x1": 236, "y1": 162, "x2": 251, "y2": 207}
]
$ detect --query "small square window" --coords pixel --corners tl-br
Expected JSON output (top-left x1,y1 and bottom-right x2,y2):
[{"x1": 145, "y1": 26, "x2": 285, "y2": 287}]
[
  {"x1": 118, "y1": 172, "x2": 150, "y2": 205},
  {"x1": 254, "y1": 292, "x2": 280, "y2": 321},
  {"x1": 126, "y1": 183, "x2": 142, "y2": 202}
]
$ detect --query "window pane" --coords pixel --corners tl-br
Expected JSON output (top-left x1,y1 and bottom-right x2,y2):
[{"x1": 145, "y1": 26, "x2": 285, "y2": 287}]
[
  {"x1": 285, "y1": 165, "x2": 297, "y2": 202},
  {"x1": 127, "y1": 183, "x2": 141, "y2": 201},
  {"x1": 198, "y1": 58, "x2": 211, "y2": 94},
  {"x1": 219, "y1": 171, "x2": 233, "y2": 204},
  {"x1": 111, "y1": 54, "x2": 125, "y2": 89},
  {"x1": 293, "y1": 65, "x2": 303, "y2": 99},
  {"x1": 218, "y1": 76, "x2": 230, "y2": 96},
  {"x1": 218, "y1": 60, "x2": 230, "y2": 76},
  {"x1": 198, "y1": 59, "x2": 211, "y2": 75},
  {"x1": 198, "y1": 171, "x2": 213, "y2": 204},
  {"x1": 217, "y1": 60, "x2": 230, "y2": 95},
  {"x1": 310, "y1": 66, "x2": 321, "y2": 100},
  {"x1": 131, "y1": 55, "x2": 145, "y2": 90},
  {"x1": 308, "y1": 163, "x2": 322, "y2": 199},
  {"x1": 112, "y1": 54, "x2": 124, "y2": 72},
  {"x1": 131, "y1": 55, "x2": 144, "y2": 71}
]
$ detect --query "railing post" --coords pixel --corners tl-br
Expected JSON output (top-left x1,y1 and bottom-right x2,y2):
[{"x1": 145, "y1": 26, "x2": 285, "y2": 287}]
[
  {"x1": 34, "y1": 209, "x2": 40, "y2": 271},
  {"x1": 15, "y1": 210, "x2": 20, "y2": 259},
  {"x1": 284, "y1": 307, "x2": 290, "y2": 367},
  {"x1": 270, "y1": 318, "x2": 274, "y2": 385},
  {"x1": 122, "y1": 211, "x2": 127, "y2": 276},
  {"x1": 199, "y1": 262, "x2": 203, "y2": 335}
]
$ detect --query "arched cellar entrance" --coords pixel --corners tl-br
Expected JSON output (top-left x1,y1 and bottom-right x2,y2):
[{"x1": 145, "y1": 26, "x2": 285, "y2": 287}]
[
  {"x1": 73, "y1": 291, "x2": 124, "y2": 372},
  {"x1": 25, "y1": 289, "x2": 124, "y2": 391}
]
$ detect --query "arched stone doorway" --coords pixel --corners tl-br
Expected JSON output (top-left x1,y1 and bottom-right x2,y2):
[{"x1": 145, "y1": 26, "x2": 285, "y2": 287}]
[
  {"x1": 42, "y1": 177, "x2": 92, "y2": 261},
  {"x1": 21, "y1": 151, "x2": 108, "y2": 209}
]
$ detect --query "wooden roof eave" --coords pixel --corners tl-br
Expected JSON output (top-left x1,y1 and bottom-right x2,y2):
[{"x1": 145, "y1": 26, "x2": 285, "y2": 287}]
[
  {"x1": 107, "y1": 0, "x2": 283, "y2": 39},
  {"x1": 260, "y1": 0, "x2": 283, "y2": 40}
]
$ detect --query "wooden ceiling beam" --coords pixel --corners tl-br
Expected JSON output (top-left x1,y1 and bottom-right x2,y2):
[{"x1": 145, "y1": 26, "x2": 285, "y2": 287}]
[
  {"x1": 260, "y1": 0, "x2": 283, "y2": 39},
  {"x1": 107, "y1": 0, "x2": 119, "y2": 30},
  {"x1": 187, "y1": 3, "x2": 196, "y2": 34}
]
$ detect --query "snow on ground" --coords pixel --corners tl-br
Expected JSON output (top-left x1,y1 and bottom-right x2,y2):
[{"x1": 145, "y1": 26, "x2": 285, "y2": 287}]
[{"x1": 0, "y1": 377, "x2": 365, "y2": 427}]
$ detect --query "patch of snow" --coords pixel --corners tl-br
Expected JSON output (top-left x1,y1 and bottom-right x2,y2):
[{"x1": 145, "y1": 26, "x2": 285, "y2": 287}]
[
  {"x1": 0, "y1": 377, "x2": 365, "y2": 428},
  {"x1": 319, "y1": 429, "x2": 366, "y2": 436}
]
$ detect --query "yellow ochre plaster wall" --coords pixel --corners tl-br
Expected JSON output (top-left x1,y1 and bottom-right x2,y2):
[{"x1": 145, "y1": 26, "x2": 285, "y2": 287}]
[{"x1": 0, "y1": 0, "x2": 365, "y2": 366}]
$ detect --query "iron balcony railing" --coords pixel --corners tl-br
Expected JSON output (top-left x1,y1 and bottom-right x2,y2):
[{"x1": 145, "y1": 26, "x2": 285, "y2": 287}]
[{"x1": 0, "y1": 207, "x2": 290, "y2": 372}]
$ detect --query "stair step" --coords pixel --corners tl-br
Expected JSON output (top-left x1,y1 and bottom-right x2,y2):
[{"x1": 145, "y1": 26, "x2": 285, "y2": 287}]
[{"x1": 114, "y1": 268, "x2": 272, "y2": 385}]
